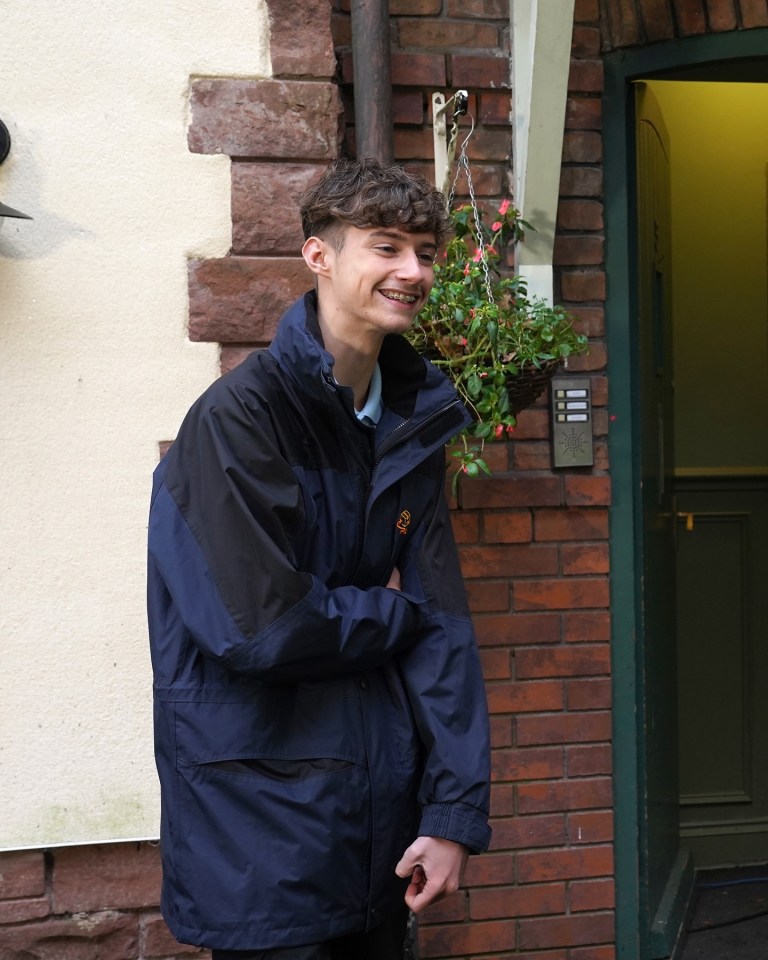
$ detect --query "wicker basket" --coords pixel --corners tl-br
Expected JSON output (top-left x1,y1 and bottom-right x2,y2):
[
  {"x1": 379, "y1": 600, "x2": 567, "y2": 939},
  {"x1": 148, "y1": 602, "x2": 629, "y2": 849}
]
[{"x1": 506, "y1": 358, "x2": 562, "y2": 417}]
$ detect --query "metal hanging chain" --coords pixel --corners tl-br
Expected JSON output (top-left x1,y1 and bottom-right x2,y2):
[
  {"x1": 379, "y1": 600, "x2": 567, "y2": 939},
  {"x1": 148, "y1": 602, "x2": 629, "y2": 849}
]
[{"x1": 447, "y1": 116, "x2": 495, "y2": 305}]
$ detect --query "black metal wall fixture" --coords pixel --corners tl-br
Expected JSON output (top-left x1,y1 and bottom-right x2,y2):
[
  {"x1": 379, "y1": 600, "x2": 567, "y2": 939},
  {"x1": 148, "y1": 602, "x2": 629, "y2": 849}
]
[{"x1": 0, "y1": 118, "x2": 32, "y2": 220}]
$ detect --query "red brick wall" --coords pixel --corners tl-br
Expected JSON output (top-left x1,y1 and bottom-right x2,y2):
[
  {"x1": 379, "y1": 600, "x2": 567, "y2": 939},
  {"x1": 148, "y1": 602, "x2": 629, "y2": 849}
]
[
  {"x1": 601, "y1": 0, "x2": 768, "y2": 47},
  {"x1": 4, "y1": 2, "x2": 767, "y2": 959}
]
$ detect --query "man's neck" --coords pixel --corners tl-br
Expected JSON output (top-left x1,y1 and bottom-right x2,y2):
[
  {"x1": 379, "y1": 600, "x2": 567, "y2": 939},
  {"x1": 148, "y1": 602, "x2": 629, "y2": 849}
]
[{"x1": 318, "y1": 314, "x2": 382, "y2": 412}]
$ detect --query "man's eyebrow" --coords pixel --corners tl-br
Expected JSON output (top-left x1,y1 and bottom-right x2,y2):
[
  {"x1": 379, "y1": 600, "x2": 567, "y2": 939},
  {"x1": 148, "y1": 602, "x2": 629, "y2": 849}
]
[{"x1": 369, "y1": 228, "x2": 438, "y2": 250}]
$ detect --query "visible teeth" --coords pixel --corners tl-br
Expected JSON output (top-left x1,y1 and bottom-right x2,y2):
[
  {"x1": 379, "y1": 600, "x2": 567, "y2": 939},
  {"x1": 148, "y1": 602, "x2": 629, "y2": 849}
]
[{"x1": 382, "y1": 291, "x2": 416, "y2": 303}]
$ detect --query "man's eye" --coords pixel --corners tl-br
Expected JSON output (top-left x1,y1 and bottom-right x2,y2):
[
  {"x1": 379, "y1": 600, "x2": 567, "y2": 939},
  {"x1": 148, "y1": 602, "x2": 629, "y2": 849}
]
[{"x1": 419, "y1": 254, "x2": 436, "y2": 265}]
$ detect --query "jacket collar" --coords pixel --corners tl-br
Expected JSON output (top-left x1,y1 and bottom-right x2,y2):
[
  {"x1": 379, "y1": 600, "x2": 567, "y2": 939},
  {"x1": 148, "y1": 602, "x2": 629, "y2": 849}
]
[
  {"x1": 268, "y1": 291, "x2": 336, "y2": 403},
  {"x1": 271, "y1": 291, "x2": 460, "y2": 402},
  {"x1": 268, "y1": 291, "x2": 472, "y2": 450}
]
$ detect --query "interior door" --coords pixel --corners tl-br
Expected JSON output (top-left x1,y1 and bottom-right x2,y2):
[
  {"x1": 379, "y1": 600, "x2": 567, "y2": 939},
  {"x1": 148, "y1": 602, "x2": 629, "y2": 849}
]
[
  {"x1": 677, "y1": 476, "x2": 768, "y2": 866},
  {"x1": 634, "y1": 82, "x2": 691, "y2": 959}
]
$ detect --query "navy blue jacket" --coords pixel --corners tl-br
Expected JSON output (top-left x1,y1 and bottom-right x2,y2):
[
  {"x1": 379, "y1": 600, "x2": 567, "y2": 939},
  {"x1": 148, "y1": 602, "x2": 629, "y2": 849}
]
[{"x1": 147, "y1": 291, "x2": 491, "y2": 951}]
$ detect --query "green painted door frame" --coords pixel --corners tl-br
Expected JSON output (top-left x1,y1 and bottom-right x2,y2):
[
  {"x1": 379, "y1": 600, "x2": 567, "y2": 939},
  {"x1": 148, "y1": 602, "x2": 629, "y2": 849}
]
[{"x1": 604, "y1": 28, "x2": 768, "y2": 960}]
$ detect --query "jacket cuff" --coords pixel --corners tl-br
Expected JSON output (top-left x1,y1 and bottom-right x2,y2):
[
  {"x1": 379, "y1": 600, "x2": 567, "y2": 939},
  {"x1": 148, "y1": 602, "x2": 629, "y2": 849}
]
[{"x1": 418, "y1": 802, "x2": 492, "y2": 854}]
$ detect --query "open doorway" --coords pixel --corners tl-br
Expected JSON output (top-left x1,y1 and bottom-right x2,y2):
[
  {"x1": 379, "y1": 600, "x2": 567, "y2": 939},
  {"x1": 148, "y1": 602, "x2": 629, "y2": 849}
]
[
  {"x1": 644, "y1": 78, "x2": 768, "y2": 868},
  {"x1": 637, "y1": 72, "x2": 768, "y2": 953},
  {"x1": 605, "y1": 37, "x2": 768, "y2": 959}
]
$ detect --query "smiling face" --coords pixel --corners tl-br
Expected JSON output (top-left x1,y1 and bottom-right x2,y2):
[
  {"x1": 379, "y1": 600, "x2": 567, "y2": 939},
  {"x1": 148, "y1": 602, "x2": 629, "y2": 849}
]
[{"x1": 303, "y1": 223, "x2": 438, "y2": 351}]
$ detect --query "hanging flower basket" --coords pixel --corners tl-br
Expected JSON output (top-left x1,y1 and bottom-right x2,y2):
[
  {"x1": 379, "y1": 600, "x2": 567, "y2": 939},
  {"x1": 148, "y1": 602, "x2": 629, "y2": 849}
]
[
  {"x1": 506, "y1": 358, "x2": 563, "y2": 417},
  {"x1": 407, "y1": 108, "x2": 589, "y2": 489},
  {"x1": 406, "y1": 198, "x2": 588, "y2": 489}
]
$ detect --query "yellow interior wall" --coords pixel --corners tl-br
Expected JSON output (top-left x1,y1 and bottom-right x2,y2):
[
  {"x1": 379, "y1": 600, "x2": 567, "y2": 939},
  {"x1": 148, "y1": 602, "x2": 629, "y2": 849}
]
[{"x1": 648, "y1": 80, "x2": 768, "y2": 470}]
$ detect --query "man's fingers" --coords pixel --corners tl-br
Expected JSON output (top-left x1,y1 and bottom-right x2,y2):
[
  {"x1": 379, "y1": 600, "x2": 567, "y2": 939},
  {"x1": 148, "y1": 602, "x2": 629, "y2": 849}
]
[
  {"x1": 404, "y1": 865, "x2": 456, "y2": 913},
  {"x1": 396, "y1": 837, "x2": 468, "y2": 913},
  {"x1": 403, "y1": 865, "x2": 426, "y2": 911}
]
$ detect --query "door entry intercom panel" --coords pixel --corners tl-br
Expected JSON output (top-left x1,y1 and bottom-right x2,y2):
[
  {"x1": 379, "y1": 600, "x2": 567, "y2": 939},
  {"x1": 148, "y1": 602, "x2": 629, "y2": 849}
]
[{"x1": 550, "y1": 376, "x2": 594, "y2": 468}]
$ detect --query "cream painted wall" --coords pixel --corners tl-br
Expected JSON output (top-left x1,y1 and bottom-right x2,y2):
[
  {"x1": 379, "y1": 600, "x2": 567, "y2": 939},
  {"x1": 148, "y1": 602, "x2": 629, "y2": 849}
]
[
  {"x1": 0, "y1": 1, "x2": 270, "y2": 849},
  {"x1": 648, "y1": 81, "x2": 768, "y2": 470}
]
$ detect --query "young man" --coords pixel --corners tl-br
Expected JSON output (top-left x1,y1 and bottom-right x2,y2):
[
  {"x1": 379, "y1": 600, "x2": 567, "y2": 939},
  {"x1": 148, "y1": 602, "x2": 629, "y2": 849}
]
[{"x1": 147, "y1": 158, "x2": 491, "y2": 960}]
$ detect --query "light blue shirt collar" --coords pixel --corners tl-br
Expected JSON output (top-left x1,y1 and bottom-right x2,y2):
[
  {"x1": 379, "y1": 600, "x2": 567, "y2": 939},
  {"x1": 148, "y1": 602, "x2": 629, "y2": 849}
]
[{"x1": 355, "y1": 362, "x2": 382, "y2": 426}]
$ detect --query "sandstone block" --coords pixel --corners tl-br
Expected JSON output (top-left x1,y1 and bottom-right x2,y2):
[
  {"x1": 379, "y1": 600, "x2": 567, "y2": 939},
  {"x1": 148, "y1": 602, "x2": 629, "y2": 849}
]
[
  {"x1": 266, "y1": 0, "x2": 336, "y2": 78},
  {"x1": 189, "y1": 79, "x2": 342, "y2": 159},
  {"x1": 188, "y1": 257, "x2": 312, "y2": 343},
  {"x1": 0, "y1": 850, "x2": 45, "y2": 900},
  {"x1": 0, "y1": 896, "x2": 50, "y2": 924},
  {"x1": 52, "y1": 843, "x2": 161, "y2": 914},
  {"x1": 1, "y1": 911, "x2": 137, "y2": 960},
  {"x1": 231, "y1": 162, "x2": 322, "y2": 255}
]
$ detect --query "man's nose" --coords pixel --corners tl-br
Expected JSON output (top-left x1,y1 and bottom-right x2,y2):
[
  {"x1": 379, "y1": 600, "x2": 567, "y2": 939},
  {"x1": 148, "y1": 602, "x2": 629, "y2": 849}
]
[{"x1": 396, "y1": 249, "x2": 424, "y2": 280}]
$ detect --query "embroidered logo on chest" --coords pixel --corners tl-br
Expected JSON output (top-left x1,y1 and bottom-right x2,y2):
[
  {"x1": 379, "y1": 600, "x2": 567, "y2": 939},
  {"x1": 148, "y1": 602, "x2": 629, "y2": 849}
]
[{"x1": 396, "y1": 509, "x2": 411, "y2": 536}]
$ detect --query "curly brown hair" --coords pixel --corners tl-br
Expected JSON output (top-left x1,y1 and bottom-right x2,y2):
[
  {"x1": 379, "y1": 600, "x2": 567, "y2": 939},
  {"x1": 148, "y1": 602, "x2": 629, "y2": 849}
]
[{"x1": 300, "y1": 157, "x2": 453, "y2": 249}]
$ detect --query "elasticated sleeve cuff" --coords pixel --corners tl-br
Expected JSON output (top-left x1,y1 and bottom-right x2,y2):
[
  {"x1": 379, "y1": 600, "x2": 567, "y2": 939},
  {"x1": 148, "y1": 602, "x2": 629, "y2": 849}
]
[{"x1": 418, "y1": 801, "x2": 492, "y2": 854}]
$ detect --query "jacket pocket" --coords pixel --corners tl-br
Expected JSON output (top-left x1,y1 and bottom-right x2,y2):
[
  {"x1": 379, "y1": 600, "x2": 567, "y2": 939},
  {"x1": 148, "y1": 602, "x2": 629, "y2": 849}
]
[
  {"x1": 171, "y1": 691, "x2": 371, "y2": 933},
  {"x1": 201, "y1": 756, "x2": 354, "y2": 781},
  {"x1": 176, "y1": 750, "x2": 371, "y2": 930}
]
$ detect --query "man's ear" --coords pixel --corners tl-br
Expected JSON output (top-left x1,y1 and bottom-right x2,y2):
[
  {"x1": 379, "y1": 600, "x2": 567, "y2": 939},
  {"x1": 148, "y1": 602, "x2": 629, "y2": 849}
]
[{"x1": 302, "y1": 236, "x2": 334, "y2": 278}]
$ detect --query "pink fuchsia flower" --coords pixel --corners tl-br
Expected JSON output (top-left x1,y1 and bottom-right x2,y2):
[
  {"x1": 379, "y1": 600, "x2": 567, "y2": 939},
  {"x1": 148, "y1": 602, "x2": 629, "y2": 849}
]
[
  {"x1": 472, "y1": 248, "x2": 483, "y2": 262},
  {"x1": 494, "y1": 424, "x2": 505, "y2": 439},
  {"x1": 499, "y1": 199, "x2": 511, "y2": 215},
  {"x1": 506, "y1": 424, "x2": 516, "y2": 436},
  {"x1": 463, "y1": 263, "x2": 470, "y2": 276},
  {"x1": 491, "y1": 221, "x2": 502, "y2": 232}
]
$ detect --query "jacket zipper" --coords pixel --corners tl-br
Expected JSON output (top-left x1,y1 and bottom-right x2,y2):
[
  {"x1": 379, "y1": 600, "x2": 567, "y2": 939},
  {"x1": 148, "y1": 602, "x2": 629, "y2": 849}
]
[
  {"x1": 352, "y1": 397, "x2": 465, "y2": 586},
  {"x1": 370, "y1": 397, "x2": 466, "y2": 488}
]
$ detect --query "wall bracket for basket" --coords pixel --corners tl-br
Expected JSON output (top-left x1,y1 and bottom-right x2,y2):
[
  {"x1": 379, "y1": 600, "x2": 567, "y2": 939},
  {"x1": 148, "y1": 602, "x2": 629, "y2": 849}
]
[{"x1": 432, "y1": 89, "x2": 468, "y2": 200}]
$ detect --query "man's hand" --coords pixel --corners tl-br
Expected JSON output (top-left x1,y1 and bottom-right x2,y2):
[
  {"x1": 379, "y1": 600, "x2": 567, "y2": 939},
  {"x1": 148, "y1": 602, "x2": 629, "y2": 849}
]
[
  {"x1": 395, "y1": 837, "x2": 469, "y2": 913},
  {"x1": 386, "y1": 566, "x2": 401, "y2": 591}
]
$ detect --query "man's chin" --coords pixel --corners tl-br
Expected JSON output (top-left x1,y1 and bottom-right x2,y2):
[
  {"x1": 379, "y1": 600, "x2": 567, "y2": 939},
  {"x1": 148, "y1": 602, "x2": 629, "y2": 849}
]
[
  {"x1": 390, "y1": 304, "x2": 424, "y2": 327},
  {"x1": 389, "y1": 314, "x2": 420, "y2": 335}
]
